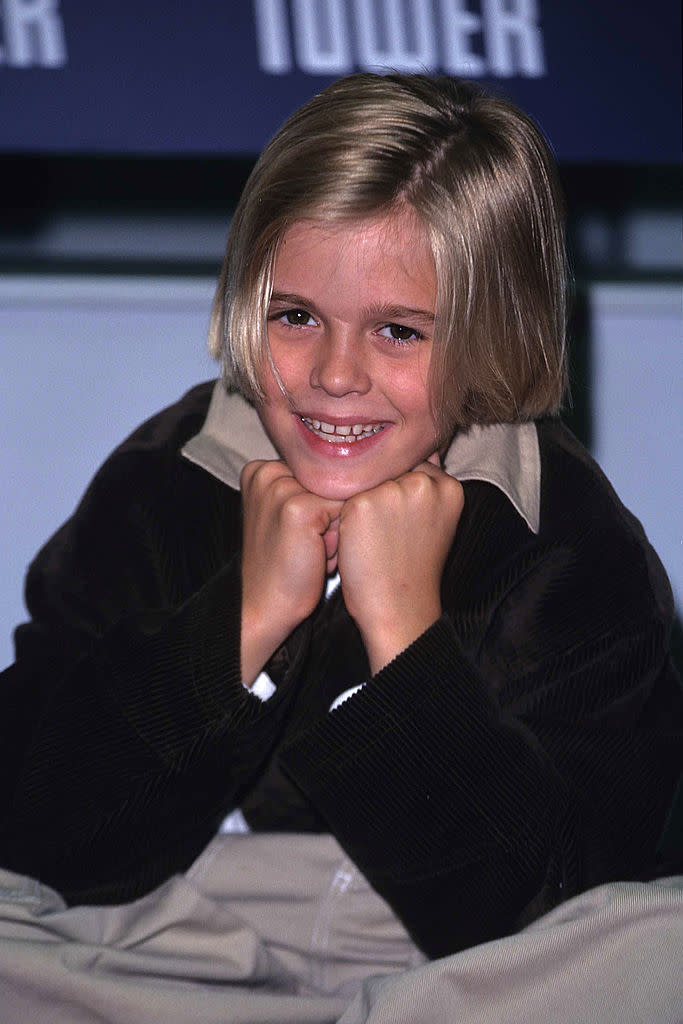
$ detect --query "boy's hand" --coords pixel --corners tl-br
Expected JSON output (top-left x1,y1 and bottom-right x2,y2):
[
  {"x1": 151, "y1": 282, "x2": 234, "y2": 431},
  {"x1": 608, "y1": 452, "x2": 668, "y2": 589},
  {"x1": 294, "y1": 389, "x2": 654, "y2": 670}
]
[
  {"x1": 337, "y1": 456, "x2": 464, "y2": 675},
  {"x1": 240, "y1": 459, "x2": 342, "y2": 686}
]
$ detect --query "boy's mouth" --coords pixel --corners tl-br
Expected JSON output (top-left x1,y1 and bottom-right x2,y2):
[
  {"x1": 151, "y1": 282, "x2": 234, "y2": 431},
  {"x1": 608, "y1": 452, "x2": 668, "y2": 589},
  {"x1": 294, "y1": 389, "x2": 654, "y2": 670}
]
[{"x1": 300, "y1": 417, "x2": 386, "y2": 443}]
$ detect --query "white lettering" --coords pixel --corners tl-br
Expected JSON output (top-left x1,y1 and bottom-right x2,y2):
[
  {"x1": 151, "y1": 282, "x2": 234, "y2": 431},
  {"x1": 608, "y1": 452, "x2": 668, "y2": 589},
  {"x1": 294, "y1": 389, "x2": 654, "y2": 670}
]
[
  {"x1": 293, "y1": 0, "x2": 352, "y2": 73},
  {"x1": 253, "y1": 0, "x2": 547, "y2": 78},
  {"x1": 483, "y1": 0, "x2": 545, "y2": 77},
  {"x1": 354, "y1": 0, "x2": 437, "y2": 72},
  {"x1": 438, "y1": 0, "x2": 485, "y2": 75},
  {"x1": 0, "y1": 0, "x2": 66, "y2": 66},
  {"x1": 253, "y1": 0, "x2": 293, "y2": 73}
]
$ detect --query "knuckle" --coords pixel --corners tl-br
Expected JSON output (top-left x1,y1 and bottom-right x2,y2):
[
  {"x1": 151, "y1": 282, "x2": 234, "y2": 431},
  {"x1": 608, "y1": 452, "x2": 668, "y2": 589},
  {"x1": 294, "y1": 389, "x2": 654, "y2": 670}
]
[
  {"x1": 240, "y1": 460, "x2": 260, "y2": 487},
  {"x1": 267, "y1": 470, "x2": 296, "y2": 499},
  {"x1": 346, "y1": 491, "x2": 377, "y2": 518},
  {"x1": 243, "y1": 459, "x2": 278, "y2": 488},
  {"x1": 280, "y1": 493, "x2": 309, "y2": 525},
  {"x1": 405, "y1": 472, "x2": 430, "y2": 499},
  {"x1": 446, "y1": 476, "x2": 465, "y2": 504}
]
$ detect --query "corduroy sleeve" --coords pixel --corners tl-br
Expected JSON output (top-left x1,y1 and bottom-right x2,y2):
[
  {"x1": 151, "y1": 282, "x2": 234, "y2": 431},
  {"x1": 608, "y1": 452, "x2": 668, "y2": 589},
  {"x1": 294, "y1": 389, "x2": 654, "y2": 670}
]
[
  {"x1": 280, "y1": 587, "x2": 682, "y2": 959},
  {"x1": 0, "y1": 432, "x2": 298, "y2": 904},
  {"x1": 280, "y1": 423, "x2": 683, "y2": 959}
]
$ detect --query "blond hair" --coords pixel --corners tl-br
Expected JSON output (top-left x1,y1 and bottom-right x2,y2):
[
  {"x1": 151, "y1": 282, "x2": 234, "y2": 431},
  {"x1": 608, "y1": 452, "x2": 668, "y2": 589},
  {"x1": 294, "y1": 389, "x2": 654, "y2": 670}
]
[{"x1": 209, "y1": 73, "x2": 568, "y2": 438}]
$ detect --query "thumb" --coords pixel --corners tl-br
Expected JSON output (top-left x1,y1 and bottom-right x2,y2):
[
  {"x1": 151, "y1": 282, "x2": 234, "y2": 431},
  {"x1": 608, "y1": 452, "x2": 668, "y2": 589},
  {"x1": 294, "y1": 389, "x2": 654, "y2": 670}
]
[
  {"x1": 323, "y1": 519, "x2": 339, "y2": 561},
  {"x1": 323, "y1": 520, "x2": 340, "y2": 575}
]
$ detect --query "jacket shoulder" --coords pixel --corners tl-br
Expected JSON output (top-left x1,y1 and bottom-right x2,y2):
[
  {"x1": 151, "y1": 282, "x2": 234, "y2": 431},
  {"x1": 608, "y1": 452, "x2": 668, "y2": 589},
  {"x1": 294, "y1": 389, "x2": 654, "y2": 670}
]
[
  {"x1": 536, "y1": 419, "x2": 673, "y2": 619},
  {"x1": 19, "y1": 381, "x2": 229, "y2": 649},
  {"x1": 58, "y1": 380, "x2": 219, "y2": 526},
  {"x1": 104, "y1": 380, "x2": 216, "y2": 462}
]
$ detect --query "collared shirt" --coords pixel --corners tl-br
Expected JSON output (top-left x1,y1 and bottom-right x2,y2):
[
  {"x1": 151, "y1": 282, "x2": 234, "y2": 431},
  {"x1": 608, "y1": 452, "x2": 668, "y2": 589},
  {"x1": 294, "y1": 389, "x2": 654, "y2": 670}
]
[
  {"x1": 181, "y1": 381, "x2": 541, "y2": 533},
  {"x1": 181, "y1": 378, "x2": 542, "y2": 717}
]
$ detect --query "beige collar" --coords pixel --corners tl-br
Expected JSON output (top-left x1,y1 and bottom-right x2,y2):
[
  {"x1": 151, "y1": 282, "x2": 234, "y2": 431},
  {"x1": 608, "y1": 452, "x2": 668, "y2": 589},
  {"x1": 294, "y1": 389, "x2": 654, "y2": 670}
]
[{"x1": 181, "y1": 381, "x2": 540, "y2": 533}]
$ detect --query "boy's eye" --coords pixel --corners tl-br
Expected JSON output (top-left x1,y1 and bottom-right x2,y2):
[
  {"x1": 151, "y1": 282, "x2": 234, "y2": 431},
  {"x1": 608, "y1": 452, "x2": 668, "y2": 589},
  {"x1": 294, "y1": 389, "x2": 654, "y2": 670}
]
[
  {"x1": 279, "y1": 308, "x2": 316, "y2": 327},
  {"x1": 378, "y1": 323, "x2": 422, "y2": 342}
]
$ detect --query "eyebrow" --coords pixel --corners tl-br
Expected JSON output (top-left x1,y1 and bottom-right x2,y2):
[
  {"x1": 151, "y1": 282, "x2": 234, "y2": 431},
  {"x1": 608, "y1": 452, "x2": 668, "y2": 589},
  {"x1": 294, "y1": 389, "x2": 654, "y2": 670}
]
[
  {"x1": 362, "y1": 303, "x2": 435, "y2": 326},
  {"x1": 269, "y1": 293, "x2": 435, "y2": 326},
  {"x1": 269, "y1": 292, "x2": 317, "y2": 310}
]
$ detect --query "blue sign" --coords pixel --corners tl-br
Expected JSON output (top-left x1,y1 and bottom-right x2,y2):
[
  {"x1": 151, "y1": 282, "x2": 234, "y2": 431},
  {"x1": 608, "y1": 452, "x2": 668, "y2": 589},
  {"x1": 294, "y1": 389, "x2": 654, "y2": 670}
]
[{"x1": 0, "y1": 0, "x2": 680, "y2": 161}]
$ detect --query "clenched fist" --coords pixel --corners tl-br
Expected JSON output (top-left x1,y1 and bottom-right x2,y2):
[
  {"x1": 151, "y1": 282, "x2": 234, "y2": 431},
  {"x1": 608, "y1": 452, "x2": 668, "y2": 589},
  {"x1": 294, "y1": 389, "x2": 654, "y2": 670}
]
[
  {"x1": 337, "y1": 458, "x2": 464, "y2": 674},
  {"x1": 240, "y1": 460, "x2": 342, "y2": 686},
  {"x1": 239, "y1": 455, "x2": 463, "y2": 686}
]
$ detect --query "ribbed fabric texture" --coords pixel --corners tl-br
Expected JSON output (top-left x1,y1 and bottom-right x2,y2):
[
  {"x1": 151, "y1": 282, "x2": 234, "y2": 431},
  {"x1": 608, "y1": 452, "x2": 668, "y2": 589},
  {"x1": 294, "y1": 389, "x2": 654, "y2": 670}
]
[{"x1": 0, "y1": 382, "x2": 680, "y2": 958}]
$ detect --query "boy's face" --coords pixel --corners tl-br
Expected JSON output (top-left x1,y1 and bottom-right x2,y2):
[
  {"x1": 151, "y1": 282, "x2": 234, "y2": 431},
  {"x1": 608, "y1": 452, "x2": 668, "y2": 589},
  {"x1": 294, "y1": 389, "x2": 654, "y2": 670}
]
[{"x1": 257, "y1": 209, "x2": 441, "y2": 500}]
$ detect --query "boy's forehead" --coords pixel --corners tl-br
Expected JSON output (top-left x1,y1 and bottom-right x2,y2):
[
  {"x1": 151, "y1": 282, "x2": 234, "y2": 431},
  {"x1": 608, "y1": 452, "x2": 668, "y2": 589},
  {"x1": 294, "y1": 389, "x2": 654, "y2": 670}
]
[{"x1": 272, "y1": 212, "x2": 437, "y2": 304}]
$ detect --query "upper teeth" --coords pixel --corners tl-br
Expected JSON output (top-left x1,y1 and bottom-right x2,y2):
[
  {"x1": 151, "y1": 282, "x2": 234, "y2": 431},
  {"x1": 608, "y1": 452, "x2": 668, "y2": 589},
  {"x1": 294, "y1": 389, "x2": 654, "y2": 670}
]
[{"x1": 301, "y1": 417, "x2": 384, "y2": 441}]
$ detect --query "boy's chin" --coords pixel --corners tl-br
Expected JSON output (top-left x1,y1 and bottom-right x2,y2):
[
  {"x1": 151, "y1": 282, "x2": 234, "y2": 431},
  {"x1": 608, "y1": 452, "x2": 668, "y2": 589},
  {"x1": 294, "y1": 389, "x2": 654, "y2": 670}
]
[{"x1": 290, "y1": 468, "x2": 374, "y2": 502}]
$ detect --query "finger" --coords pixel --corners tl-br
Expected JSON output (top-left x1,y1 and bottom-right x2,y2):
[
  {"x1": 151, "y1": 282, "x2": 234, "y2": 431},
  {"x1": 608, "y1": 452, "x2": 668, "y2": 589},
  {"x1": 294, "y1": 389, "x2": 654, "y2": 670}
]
[
  {"x1": 240, "y1": 458, "x2": 291, "y2": 491},
  {"x1": 409, "y1": 458, "x2": 445, "y2": 480},
  {"x1": 313, "y1": 502, "x2": 344, "y2": 538},
  {"x1": 281, "y1": 493, "x2": 344, "y2": 537},
  {"x1": 323, "y1": 520, "x2": 340, "y2": 562}
]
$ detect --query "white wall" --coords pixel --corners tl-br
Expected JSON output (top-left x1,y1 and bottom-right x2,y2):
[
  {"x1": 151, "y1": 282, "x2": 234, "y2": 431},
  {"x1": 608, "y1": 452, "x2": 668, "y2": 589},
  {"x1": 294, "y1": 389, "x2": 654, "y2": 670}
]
[
  {"x1": 590, "y1": 283, "x2": 682, "y2": 611},
  {"x1": 0, "y1": 275, "x2": 681, "y2": 669},
  {"x1": 0, "y1": 276, "x2": 216, "y2": 668}
]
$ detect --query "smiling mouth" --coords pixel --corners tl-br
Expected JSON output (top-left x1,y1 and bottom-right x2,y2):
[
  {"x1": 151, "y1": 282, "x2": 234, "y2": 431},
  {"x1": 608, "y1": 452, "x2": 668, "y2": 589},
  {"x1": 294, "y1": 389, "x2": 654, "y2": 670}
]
[{"x1": 300, "y1": 417, "x2": 386, "y2": 443}]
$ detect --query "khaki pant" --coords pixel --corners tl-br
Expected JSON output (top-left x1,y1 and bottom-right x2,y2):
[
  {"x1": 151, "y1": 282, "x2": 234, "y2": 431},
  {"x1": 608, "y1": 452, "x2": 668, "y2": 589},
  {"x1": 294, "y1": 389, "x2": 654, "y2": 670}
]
[
  {"x1": 0, "y1": 832, "x2": 423, "y2": 1023},
  {"x1": 0, "y1": 833, "x2": 681, "y2": 1024}
]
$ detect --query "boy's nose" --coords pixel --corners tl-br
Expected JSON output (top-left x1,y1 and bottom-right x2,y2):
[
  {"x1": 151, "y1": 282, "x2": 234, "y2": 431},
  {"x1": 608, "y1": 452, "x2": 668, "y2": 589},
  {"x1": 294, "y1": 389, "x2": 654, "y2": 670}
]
[{"x1": 310, "y1": 332, "x2": 371, "y2": 397}]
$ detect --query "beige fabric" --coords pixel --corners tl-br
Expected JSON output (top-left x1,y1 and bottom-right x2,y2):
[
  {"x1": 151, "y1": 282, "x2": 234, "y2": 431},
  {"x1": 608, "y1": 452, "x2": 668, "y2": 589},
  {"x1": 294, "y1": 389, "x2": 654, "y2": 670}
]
[
  {"x1": 181, "y1": 383, "x2": 280, "y2": 493},
  {"x1": 0, "y1": 832, "x2": 423, "y2": 1023},
  {"x1": 340, "y1": 877, "x2": 683, "y2": 1024},
  {"x1": 0, "y1": 835, "x2": 680, "y2": 1024},
  {"x1": 181, "y1": 383, "x2": 541, "y2": 533}
]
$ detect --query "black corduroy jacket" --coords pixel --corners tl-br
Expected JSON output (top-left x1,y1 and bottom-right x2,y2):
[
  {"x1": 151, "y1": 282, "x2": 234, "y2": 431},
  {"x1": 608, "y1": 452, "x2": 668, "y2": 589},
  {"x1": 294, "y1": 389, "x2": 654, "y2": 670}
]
[{"x1": 0, "y1": 381, "x2": 681, "y2": 959}]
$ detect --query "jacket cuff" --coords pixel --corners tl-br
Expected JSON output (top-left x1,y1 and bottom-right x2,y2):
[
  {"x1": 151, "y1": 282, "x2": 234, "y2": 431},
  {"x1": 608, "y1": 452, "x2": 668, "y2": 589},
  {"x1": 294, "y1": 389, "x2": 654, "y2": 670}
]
[
  {"x1": 95, "y1": 555, "x2": 261, "y2": 759},
  {"x1": 280, "y1": 615, "x2": 552, "y2": 877}
]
